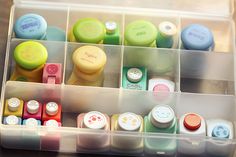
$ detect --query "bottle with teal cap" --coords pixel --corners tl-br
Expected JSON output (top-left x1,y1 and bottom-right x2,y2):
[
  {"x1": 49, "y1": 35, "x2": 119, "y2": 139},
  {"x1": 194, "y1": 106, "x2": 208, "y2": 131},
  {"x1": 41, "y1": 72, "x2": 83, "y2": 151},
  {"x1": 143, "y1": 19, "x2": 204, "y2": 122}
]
[
  {"x1": 144, "y1": 105, "x2": 177, "y2": 156},
  {"x1": 10, "y1": 41, "x2": 48, "y2": 82}
]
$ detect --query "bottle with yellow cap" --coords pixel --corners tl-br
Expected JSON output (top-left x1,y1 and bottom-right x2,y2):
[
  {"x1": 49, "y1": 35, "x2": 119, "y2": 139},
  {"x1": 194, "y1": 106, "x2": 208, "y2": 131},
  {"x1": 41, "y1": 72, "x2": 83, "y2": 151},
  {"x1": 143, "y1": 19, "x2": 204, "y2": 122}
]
[
  {"x1": 10, "y1": 41, "x2": 48, "y2": 82},
  {"x1": 67, "y1": 45, "x2": 107, "y2": 87}
]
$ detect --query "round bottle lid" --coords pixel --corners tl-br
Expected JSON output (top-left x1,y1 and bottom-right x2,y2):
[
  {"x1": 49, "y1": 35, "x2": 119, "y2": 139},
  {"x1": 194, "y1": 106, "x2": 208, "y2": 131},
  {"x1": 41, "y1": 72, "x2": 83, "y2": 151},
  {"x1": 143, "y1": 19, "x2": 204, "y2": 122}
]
[
  {"x1": 8, "y1": 97, "x2": 21, "y2": 112},
  {"x1": 73, "y1": 18, "x2": 105, "y2": 43},
  {"x1": 24, "y1": 118, "x2": 39, "y2": 127},
  {"x1": 46, "y1": 26, "x2": 66, "y2": 41},
  {"x1": 46, "y1": 102, "x2": 58, "y2": 116},
  {"x1": 153, "y1": 83, "x2": 170, "y2": 92},
  {"x1": 118, "y1": 112, "x2": 141, "y2": 131},
  {"x1": 45, "y1": 119, "x2": 60, "y2": 127},
  {"x1": 83, "y1": 111, "x2": 107, "y2": 129},
  {"x1": 212, "y1": 125, "x2": 230, "y2": 139},
  {"x1": 14, "y1": 41, "x2": 48, "y2": 70},
  {"x1": 158, "y1": 21, "x2": 177, "y2": 37},
  {"x1": 105, "y1": 21, "x2": 117, "y2": 34},
  {"x1": 150, "y1": 105, "x2": 175, "y2": 128},
  {"x1": 72, "y1": 46, "x2": 107, "y2": 74},
  {"x1": 14, "y1": 13, "x2": 47, "y2": 39},
  {"x1": 127, "y1": 68, "x2": 143, "y2": 83},
  {"x1": 5, "y1": 115, "x2": 19, "y2": 125},
  {"x1": 181, "y1": 24, "x2": 214, "y2": 50},
  {"x1": 27, "y1": 100, "x2": 40, "y2": 114},
  {"x1": 183, "y1": 113, "x2": 202, "y2": 130},
  {"x1": 125, "y1": 20, "x2": 157, "y2": 46}
]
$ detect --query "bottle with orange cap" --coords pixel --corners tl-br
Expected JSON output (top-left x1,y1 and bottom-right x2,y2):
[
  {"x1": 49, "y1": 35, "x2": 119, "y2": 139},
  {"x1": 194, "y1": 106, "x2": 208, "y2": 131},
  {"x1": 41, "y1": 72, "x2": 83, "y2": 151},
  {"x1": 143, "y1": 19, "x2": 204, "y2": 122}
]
[
  {"x1": 144, "y1": 105, "x2": 177, "y2": 155},
  {"x1": 67, "y1": 45, "x2": 107, "y2": 87},
  {"x1": 178, "y1": 113, "x2": 206, "y2": 155}
]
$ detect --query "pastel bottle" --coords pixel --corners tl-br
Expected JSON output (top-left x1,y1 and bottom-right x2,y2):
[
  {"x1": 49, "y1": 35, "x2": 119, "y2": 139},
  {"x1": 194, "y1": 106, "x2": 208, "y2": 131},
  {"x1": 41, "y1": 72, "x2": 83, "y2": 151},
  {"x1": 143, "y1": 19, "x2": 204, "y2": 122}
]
[
  {"x1": 206, "y1": 119, "x2": 234, "y2": 157},
  {"x1": 67, "y1": 46, "x2": 107, "y2": 87},
  {"x1": 10, "y1": 41, "x2": 48, "y2": 82},
  {"x1": 3, "y1": 97, "x2": 24, "y2": 117},
  {"x1": 178, "y1": 113, "x2": 206, "y2": 155},
  {"x1": 77, "y1": 111, "x2": 110, "y2": 152},
  {"x1": 144, "y1": 105, "x2": 177, "y2": 156},
  {"x1": 23, "y1": 100, "x2": 43, "y2": 120},
  {"x1": 103, "y1": 21, "x2": 120, "y2": 45},
  {"x1": 111, "y1": 112, "x2": 143, "y2": 154}
]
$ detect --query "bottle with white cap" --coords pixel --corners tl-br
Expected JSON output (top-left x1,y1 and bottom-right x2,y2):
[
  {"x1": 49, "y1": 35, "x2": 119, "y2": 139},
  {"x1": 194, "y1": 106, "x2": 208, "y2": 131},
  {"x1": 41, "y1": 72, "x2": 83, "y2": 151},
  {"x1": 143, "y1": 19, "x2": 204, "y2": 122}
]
[
  {"x1": 4, "y1": 97, "x2": 24, "y2": 117},
  {"x1": 156, "y1": 21, "x2": 177, "y2": 48},
  {"x1": 122, "y1": 67, "x2": 147, "y2": 90},
  {"x1": 42, "y1": 102, "x2": 62, "y2": 123},
  {"x1": 77, "y1": 111, "x2": 110, "y2": 152},
  {"x1": 23, "y1": 100, "x2": 43, "y2": 120},
  {"x1": 3, "y1": 115, "x2": 22, "y2": 125},
  {"x1": 23, "y1": 118, "x2": 41, "y2": 127},
  {"x1": 111, "y1": 112, "x2": 143, "y2": 153},
  {"x1": 206, "y1": 119, "x2": 234, "y2": 157},
  {"x1": 104, "y1": 21, "x2": 120, "y2": 45},
  {"x1": 178, "y1": 113, "x2": 206, "y2": 155},
  {"x1": 144, "y1": 105, "x2": 177, "y2": 155}
]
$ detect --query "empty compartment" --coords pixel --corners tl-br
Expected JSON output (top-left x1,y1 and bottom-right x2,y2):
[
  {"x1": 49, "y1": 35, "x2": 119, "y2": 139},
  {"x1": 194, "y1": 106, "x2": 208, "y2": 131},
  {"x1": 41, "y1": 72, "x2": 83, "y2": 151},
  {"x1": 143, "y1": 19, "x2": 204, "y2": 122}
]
[
  {"x1": 180, "y1": 17, "x2": 234, "y2": 53},
  {"x1": 68, "y1": 7, "x2": 124, "y2": 44},
  {"x1": 180, "y1": 51, "x2": 234, "y2": 95},
  {"x1": 124, "y1": 13, "x2": 180, "y2": 48},
  {"x1": 5, "y1": 39, "x2": 66, "y2": 83},
  {"x1": 11, "y1": 5, "x2": 68, "y2": 41}
]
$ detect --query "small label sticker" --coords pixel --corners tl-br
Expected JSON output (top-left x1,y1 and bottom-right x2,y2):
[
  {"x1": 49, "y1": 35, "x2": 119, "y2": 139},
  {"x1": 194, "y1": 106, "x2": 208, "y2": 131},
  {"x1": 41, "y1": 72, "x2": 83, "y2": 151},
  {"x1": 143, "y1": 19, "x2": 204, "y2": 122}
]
[
  {"x1": 46, "y1": 64, "x2": 58, "y2": 74},
  {"x1": 118, "y1": 112, "x2": 141, "y2": 131},
  {"x1": 83, "y1": 111, "x2": 107, "y2": 129}
]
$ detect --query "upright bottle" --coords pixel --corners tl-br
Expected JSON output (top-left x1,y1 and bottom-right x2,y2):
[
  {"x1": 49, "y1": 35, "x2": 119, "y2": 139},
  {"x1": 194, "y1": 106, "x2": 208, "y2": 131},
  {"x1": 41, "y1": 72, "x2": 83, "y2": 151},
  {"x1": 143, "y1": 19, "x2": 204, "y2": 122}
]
[{"x1": 144, "y1": 105, "x2": 177, "y2": 156}]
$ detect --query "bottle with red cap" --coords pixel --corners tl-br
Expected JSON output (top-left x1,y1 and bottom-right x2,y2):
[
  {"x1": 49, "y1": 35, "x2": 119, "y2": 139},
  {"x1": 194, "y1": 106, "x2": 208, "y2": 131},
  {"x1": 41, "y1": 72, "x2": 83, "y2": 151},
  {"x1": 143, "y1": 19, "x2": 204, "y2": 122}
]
[{"x1": 178, "y1": 113, "x2": 206, "y2": 155}]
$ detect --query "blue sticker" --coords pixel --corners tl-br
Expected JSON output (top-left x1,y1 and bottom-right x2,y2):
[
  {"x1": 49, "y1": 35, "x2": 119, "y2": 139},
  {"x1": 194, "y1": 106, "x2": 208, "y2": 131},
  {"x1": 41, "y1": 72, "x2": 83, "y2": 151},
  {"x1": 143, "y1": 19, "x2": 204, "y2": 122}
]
[{"x1": 212, "y1": 125, "x2": 230, "y2": 139}]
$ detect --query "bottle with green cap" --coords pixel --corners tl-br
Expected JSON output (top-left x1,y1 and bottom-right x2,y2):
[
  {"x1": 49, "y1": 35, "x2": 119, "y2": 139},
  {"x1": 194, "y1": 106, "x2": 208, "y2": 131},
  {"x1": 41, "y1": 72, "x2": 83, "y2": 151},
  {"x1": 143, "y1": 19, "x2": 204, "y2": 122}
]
[
  {"x1": 10, "y1": 41, "x2": 48, "y2": 82},
  {"x1": 125, "y1": 20, "x2": 157, "y2": 47},
  {"x1": 144, "y1": 105, "x2": 177, "y2": 155},
  {"x1": 103, "y1": 21, "x2": 121, "y2": 45},
  {"x1": 73, "y1": 18, "x2": 105, "y2": 44}
]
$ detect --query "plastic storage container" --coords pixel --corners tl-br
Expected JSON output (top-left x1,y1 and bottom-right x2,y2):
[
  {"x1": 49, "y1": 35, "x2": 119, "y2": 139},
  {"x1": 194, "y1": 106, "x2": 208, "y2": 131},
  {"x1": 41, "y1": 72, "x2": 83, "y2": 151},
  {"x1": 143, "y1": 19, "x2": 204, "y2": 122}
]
[{"x1": 0, "y1": 0, "x2": 236, "y2": 156}]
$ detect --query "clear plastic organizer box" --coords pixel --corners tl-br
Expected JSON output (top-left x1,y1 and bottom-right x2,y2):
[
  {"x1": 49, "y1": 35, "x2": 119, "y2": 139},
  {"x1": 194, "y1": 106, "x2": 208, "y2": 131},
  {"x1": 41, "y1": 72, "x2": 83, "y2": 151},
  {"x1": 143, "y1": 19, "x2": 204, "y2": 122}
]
[{"x1": 1, "y1": 0, "x2": 236, "y2": 156}]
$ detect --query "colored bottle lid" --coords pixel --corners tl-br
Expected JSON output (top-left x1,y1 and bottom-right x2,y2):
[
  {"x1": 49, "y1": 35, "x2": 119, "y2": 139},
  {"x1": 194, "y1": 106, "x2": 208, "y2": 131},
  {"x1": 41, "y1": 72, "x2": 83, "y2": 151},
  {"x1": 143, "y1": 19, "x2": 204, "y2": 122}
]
[
  {"x1": 158, "y1": 21, "x2": 177, "y2": 37},
  {"x1": 183, "y1": 113, "x2": 201, "y2": 130},
  {"x1": 118, "y1": 112, "x2": 141, "y2": 131},
  {"x1": 24, "y1": 118, "x2": 40, "y2": 127},
  {"x1": 8, "y1": 97, "x2": 20, "y2": 112},
  {"x1": 46, "y1": 26, "x2": 66, "y2": 41},
  {"x1": 14, "y1": 14, "x2": 47, "y2": 39},
  {"x1": 27, "y1": 100, "x2": 40, "y2": 114},
  {"x1": 45, "y1": 119, "x2": 60, "y2": 127},
  {"x1": 5, "y1": 115, "x2": 19, "y2": 125},
  {"x1": 46, "y1": 102, "x2": 58, "y2": 116},
  {"x1": 14, "y1": 41, "x2": 48, "y2": 70},
  {"x1": 150, "y1": 105, "x2": 175, "y2": 128},
  {"x1": 212, "y1": 125, "x2": 230, "y2": 139},
  {"x1": 73, "y1": 18, "x2": 105, "y2": 43},
  {"x1": 72, "y1": 46, "x2": 107, "y2": 74},
  {"x1": 105, "y1": 21, "x2": 117, "y2": 34},
  {"x1": 125, "y1": 20, "x2": 157, "y2": 46},
  {"x1": 152, "y1": 79, "x2": 175, "y2": 92},
  {"x1": 181, "y1": 24, "x2": 214, "y2": 50},
  {"x1": 83, "y1": 111, "x2": 107, "y2": 129},
  {"x1": 127, "y1": 68, "x2": 143, "y2": 83}
]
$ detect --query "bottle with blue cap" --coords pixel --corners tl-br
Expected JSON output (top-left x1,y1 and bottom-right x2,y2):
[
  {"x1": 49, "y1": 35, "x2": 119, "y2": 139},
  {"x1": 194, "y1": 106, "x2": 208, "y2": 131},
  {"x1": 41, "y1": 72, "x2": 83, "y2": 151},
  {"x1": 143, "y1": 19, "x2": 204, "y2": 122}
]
[
  {"x1": 181, "y1": 24, "x2": 214, "y2": 51},
  {"x1": 206, "y1": 119, "x2": 234, "y2": 156}
]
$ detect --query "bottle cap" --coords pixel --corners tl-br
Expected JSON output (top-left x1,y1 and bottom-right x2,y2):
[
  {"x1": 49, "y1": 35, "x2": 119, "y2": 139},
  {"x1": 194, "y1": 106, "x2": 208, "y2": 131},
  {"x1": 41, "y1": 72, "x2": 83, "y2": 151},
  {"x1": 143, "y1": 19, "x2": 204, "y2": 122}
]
[
  {"x1": 118, "y1": 112, "x2": 141, "y2": 131},
  {"x1": 73, "y1": 18, "x2": 105, "y2": 43},
  {"x1": 45, "y1": 119, "x2": 60, "y2": 127},
  {"x1": 159, "y1": 21, "x2": 177, "y2": 37},
  {"x1": 46, "y1": 26, "x2": 66, "y2": 41},
  {"x1": 14, "y1": 41, "x2": 48, "y2": 70},
  {"x1": 72, "y1": 46, "x2": 107, "y2": 74},
  {"x1": 8, "y1": 97, "x2": 21, "y2": 112},
  {"x1": 181, "y1": 24, "x2": 214, "y2": 50},
  {"x1": 212, "y1": 125, "x2": 230, "y2": 139},
  {"x1": 150, "y1": 105, "x2": 175, "y2": 128},
  {"x1": 127, "y1": 68, "x2": 143, "y2": 83},
  {"x1": 5, "y1": 115, "x2": 19, "y2": 125},
  {"x1": 105, "y1": 21, "x2": 117, "y2": 34},
  {"x1": 83, "y1": 111, "x2": 107, "y2": 129},
  {"x1": 24, "y1": 118, "x2": 40, "y2": 127},
  {"x1": 27, "y1": 100, "x2": 40, "y2": 114},
  {"x1": 125, "y1": 20, "x2": 157, "y2": 46},
  {"x1": 183, "y1": 113, "x2": 201, "y2": 130},
  {"x1": 14, "y1": 13, "x2": 47, "y2": 39},
  {"x1": 46, "y1": 102, "x2": 58, "y2": 116}
]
